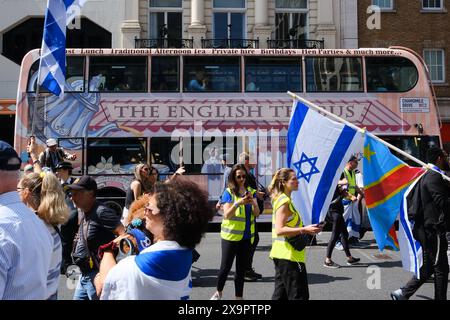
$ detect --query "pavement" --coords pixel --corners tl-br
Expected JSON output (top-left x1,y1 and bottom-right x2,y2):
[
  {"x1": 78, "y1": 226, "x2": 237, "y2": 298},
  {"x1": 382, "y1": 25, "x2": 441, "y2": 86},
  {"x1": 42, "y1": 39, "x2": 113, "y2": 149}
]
[{"x1": 58, "y1": 231, "x2": 448, "y2": 300}]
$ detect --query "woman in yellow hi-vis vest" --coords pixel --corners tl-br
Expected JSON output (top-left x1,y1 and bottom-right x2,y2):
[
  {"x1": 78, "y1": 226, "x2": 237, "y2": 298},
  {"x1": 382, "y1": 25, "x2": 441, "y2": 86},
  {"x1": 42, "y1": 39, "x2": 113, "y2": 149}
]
[
  {"x1": 210, "y1": 164, "x2": 260, "y2": 300},
  {"x1": 268, "y1": 168, "x2": 322, "y2": 300}
]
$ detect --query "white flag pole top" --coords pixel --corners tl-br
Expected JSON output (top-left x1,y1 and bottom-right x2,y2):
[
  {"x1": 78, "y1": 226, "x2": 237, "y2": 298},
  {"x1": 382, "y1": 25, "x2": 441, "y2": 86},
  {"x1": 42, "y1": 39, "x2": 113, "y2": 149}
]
[{"x1": 287, "y1": 91, "x2": 450, "y2": 182}]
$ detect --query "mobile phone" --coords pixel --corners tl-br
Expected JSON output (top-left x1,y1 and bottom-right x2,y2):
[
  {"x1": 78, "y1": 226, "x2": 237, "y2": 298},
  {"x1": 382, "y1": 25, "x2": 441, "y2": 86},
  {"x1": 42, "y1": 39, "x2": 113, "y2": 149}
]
[{"x1": 316, "y1": 221, "x2": 326, "y2": 227}]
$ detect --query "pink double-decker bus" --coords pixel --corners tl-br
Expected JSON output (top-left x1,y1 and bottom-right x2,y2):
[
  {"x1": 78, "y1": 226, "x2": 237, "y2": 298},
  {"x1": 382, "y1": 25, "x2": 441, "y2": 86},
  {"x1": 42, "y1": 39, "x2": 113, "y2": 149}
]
[{"x1": 14, "y1": 47, "x2": 442, "y2": 215}]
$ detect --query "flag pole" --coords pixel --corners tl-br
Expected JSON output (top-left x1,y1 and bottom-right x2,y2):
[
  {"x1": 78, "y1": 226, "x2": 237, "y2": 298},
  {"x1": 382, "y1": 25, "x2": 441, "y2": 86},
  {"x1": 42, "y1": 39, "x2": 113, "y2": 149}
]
[{"x1": 287, "y1": 91, "x2": 450, "y2": 182}]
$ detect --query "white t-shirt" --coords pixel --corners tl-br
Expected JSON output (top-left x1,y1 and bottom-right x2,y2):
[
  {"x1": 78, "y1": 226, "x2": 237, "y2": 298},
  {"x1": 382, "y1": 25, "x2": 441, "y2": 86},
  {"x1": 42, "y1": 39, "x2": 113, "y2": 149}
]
[{"x1": 101, "y1": 240, "x2": 192, "y2": 300}]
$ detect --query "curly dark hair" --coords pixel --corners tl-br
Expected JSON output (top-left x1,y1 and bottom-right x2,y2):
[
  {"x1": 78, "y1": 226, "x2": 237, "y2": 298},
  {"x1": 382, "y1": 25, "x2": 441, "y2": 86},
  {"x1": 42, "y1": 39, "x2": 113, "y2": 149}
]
[{"x1": 152, "y1": 179, "x2": 214, "y2": 249}]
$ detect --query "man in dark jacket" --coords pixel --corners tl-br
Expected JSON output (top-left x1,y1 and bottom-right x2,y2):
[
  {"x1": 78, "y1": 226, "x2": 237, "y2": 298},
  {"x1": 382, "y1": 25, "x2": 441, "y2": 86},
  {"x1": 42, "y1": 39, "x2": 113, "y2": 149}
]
[
  {"x1": 391, "y1": 147, "x2": 450, "y2": 300},
  {"x1": 38, "y1": 138, "x2": 76, "y2": 172}
]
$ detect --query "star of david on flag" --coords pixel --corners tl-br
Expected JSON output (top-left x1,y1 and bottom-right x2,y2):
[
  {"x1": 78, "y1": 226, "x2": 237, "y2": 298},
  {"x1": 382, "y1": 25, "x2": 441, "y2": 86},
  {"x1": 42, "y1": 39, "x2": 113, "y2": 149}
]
[
  {"x1": 293, "y1": 153, "x2": 320, "y2": 183},
  {"x1": 287, "y1": 99, "x2": 364, "y2": 225}
]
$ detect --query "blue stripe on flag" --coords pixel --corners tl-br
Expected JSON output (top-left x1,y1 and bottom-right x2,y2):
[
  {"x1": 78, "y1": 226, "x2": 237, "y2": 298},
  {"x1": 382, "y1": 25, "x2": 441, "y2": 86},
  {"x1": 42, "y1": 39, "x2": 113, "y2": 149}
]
[
  {"x1": 44, "y1": 12, "x2": 66, "y2": 72},
  {"x1": 41, "y1": 73, "x2": 62, "y2": 96},
  {"x1": 64, "y1": 0, "x2": 76, "y2": 7},
  {"x1": 311, "y1": 125, "x2": 356, "y2": 224},
  {"x1": 399, "y1": 196, "x2": 420, "y2": 277},
  {"x1": 287, "y1": 101, "x2": 308, "y2": 167}
]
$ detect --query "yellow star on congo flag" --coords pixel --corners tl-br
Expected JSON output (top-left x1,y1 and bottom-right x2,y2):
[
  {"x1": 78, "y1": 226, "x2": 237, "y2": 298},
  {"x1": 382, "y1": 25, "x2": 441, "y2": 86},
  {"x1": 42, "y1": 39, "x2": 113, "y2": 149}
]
[{"x1": 364, "y1": 143, "x2": 376, "y2": 163}]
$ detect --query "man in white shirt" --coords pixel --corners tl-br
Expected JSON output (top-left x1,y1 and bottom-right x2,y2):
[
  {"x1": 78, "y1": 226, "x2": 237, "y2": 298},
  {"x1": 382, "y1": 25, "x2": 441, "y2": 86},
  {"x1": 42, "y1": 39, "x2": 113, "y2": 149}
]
[{"x1": 0, "y1": 140, "x2": 53, "y2": 299}]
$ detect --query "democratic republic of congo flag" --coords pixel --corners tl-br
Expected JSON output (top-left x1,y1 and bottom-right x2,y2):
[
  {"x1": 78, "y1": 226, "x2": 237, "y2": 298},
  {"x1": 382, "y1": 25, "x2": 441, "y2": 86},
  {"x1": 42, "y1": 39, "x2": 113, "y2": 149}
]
[{"x1": 363, "y1": 136, "x2": 424, "y2": 251}]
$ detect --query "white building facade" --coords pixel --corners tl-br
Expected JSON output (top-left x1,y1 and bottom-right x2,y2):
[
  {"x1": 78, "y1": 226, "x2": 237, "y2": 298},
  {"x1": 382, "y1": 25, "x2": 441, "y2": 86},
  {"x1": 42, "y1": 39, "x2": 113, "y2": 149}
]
[{"x1": 0, "y1": 0, "x2": 357, "y2": 100}]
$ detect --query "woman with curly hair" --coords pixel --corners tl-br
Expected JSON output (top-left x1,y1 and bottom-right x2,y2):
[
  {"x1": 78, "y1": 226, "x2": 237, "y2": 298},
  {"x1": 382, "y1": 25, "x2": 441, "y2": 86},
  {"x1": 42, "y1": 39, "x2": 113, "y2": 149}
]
[
  {"x1": 95, "y1": 179, "x2": 214, "y2": 299},
  {"x1": 17, "y1": 172, "x2": 70, "y2": 299}
]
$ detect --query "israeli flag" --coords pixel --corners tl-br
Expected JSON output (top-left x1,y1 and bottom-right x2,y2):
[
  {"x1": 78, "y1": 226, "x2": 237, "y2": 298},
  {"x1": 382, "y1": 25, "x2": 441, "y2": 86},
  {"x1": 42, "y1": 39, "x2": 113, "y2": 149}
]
[
  {"x1": 398, "y1": 177, "x2": 423, "y2": 279},
  {"x1": 287, "y1": 100, "x2": 364, "y2": 225},
  {"x1": 38, "y1": 0, "x2": 86, "y2": 96}
]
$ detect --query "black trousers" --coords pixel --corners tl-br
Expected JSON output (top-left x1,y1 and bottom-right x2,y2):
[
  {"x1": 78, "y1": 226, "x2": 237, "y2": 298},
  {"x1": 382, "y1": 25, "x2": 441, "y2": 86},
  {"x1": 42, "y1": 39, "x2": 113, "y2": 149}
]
[
  {"x1": 401, "y1": 228, "x2": 449, "y2": 300},
  {"x1": 216, "y1": 238, "x2": 252, "y2": 297},
  {"x1": 326, "y1": 211, "x2": 351, "y2": 258},
  {"x1": 60, "y1": 207, "x2": 79, "y2": 273},
  {"x1": 272, "y1": 258, "x2": 309, "y2": 300}
]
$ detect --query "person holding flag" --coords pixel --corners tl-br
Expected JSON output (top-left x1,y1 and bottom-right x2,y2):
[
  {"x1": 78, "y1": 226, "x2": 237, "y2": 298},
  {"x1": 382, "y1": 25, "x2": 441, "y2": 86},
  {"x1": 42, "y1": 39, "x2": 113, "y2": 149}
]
[
  {"x1": 391, "y1": 147, "x2": 450, "y2": 300},
  {"x1": 268, "y1": 168, "x2": 323, "y2": 300}
]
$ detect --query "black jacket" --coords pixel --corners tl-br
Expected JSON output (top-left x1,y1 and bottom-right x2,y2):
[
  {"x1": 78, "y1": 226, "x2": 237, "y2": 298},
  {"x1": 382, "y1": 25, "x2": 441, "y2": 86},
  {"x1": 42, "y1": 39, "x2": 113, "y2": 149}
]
[{"x1": 415, "y1": 170, "x2": 450, "y2": 233}]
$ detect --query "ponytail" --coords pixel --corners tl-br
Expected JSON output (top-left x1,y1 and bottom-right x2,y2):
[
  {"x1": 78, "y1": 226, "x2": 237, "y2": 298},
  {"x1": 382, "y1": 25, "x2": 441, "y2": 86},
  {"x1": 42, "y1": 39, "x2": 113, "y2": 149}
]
[
  {"x1": 39, "y1": 172, "x2": 70, "y2": 226},
  {"x1": 268, "y1": 168, "x2": 295, "y2": 199},
  {"x1": 20, "y1": 172, "x2": 69, "y2": 226}
]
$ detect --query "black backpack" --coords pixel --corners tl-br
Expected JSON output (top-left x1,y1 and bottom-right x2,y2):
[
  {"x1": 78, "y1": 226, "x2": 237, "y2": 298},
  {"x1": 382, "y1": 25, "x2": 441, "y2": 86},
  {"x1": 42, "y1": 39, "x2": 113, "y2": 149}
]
[{"x1": 406, "y1": 179, "x2": 423, "y2": 226}]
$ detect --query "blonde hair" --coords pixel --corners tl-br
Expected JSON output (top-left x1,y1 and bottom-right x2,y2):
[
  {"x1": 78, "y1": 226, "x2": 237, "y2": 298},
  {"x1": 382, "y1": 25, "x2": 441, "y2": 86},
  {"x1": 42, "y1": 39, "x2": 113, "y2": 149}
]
[
  {"x1": 126, "y1": 193, "x2": 151, "y2": 226},
  {"x1": 19, "y1": 172, "x2": 69, "y2": 226},
  {"x1": 134, "y1": 163, "x2": 154, "y2": 193},
  {"x1": 267, "y1": 168, "x2": 295, "y2": 199}
]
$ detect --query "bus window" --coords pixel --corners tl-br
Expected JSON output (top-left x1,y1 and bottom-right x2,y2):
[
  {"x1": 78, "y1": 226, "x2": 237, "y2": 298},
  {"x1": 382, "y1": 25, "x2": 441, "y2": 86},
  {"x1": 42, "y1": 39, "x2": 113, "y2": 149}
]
[
  {"x1": 383, "y1": 136, "x2": 440, "y2": 165},
  {"x1": 244, "y1": 57, "x2": 302, "y2": 92},
  {"x1": 306, "y1": 57, "x2": 363, "y2": 92},
  {"x1": 88, "y1": 56, "x2": 147, "y2": 92},
  {"x1": 150, "y1": 137, "x2": 180, "y2": 180},
  {"x1": 151, "y1": 56, "x2": 179, "y2": 92},
  {"x1": 184, "y1": 56, "x2": 240, "y2": 92},
  {"x1": 27, "y1": 56, "x2": 85, "y2": 92},
  {"x1": 366, "y1": 57, "x2": 418, "y2": 92},
  {"x1": 86, "y1": 138, "x2": 147, "y2": 175}
]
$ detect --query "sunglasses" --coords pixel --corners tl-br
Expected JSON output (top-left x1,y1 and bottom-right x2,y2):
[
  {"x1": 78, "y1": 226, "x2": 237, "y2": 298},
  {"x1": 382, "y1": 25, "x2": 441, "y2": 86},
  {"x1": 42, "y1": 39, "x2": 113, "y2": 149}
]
[
  {"x1": 236, "y1": 175, "x2": 246, "y2": 180},
  {"x1": 141, "y1": 167, "x2": 149, "y2": 172},
  {"x1": 144, "y1": 203, "x2": 159, "y2": 215}
]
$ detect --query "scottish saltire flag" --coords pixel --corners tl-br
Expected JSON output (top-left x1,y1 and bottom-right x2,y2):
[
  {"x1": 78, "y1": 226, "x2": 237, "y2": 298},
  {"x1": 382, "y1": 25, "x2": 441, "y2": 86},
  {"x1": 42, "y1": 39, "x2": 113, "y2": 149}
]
[
  {"x1": 363, "y1": 136, "x2": 424, "y2": 250},
  {"x1": 287, "y1": 100, "x2": 364, "y2": 226},
  {"x1": 38, "y1": 0, "x2": 86, "y2": 96},
  {"x1": 398, "y1": 177, "x2": 424, "y2": 279}
]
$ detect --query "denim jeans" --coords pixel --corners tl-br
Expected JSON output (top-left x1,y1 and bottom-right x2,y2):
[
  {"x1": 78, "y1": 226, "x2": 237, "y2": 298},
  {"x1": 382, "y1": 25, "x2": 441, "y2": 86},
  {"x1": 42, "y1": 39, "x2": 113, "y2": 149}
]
[{"x1": 73, "y1": 270, "x2": 98, "y2": 300}]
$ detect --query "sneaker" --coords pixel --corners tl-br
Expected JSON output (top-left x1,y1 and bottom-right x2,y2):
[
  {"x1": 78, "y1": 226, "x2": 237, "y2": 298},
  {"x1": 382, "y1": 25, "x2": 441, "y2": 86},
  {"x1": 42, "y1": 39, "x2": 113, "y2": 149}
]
[
  {"x1": 335, "y1": 242, "x2": 344, "y2": 251},
  {"x1": 346, "y1": 257, "x2": 361, "y2": 265},
  {"x1": 210, "y1": 292, "x2": 221, "y2": 300},
  {"x1": 246, "y1": 268, "x2": 262, "y2": 279},
  {"x1": 390, "y1": 289, "x2": 407, "y2": 300},
  {"x1": 323, "y1": 260, "x2": 341, "y2": 269},
  {"x1": 244, "y1": 271, "x2": 258, "y2": 282}
]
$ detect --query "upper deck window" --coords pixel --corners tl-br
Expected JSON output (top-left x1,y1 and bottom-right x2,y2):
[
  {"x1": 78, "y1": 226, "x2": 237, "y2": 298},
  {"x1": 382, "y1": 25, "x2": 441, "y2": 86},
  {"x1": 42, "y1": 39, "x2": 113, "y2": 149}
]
[
  {"x1": 366, "y1": 57, "x2": 418, "y2": 92},
  {"x1": 88, "y1": 56, "x2": 147, "y2": 92},
  {"x1": 28, "y1": 56, "x2": 85, "y2": 93},
  {"x1": 184, "y1": 56, "x2": 240, "y2": 92},
  {"x1": 306, "y1": 57, "x2": 363, "y2": 92},
  {"x1": 151, "y1": 56, "x2": 179, "y2": 92},
  {"x1": 245, "y1": 57, "x2": 302, "y2": 92}
]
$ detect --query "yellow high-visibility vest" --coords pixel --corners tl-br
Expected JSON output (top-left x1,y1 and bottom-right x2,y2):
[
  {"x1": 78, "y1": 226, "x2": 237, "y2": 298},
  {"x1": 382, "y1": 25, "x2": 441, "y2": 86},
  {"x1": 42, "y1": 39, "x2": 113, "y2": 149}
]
[
  {"x1": 269, "y1": 193, "x2": 305, "y2": 262},
  {"x1": 344, "y1": 168, "x2": 357, "y2": 197},
  {"x1": 220, "y1": 187, "x2": 257, "y2": 243}
]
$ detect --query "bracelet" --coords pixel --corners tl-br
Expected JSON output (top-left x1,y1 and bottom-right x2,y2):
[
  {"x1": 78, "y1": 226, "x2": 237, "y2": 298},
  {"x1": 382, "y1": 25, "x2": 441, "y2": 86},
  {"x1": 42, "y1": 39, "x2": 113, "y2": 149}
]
[
  {"x1": 233, "y1": 202, "x2": 240, "y2": 208},
  {"x1": 33, "y1": 159, "x2": 40, "y2": 165}
]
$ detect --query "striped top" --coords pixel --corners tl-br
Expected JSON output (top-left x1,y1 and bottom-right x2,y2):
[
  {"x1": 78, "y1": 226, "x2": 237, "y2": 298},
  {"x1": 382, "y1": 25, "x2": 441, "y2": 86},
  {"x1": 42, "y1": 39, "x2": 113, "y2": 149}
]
[
  {"x1": 0, "y1": 191, "x2": 53, "y2": 300},
  {"x1": 45, "y1": 224, "x2": 62, "y2": 300}
]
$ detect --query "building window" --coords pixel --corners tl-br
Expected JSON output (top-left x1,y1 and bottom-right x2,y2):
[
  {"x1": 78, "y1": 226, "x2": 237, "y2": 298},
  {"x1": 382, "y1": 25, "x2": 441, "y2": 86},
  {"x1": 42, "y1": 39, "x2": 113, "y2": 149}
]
[
  {"x1": 424, "y1": 49, "x2": 445, "y2": 83},
  {"x1": 275, "y1": 0, "x2": 308, "y2": 41},
  {"x1": 422, "y1": 0, "x2": 443, "y2": 10},
  {"x1": 213, "y1": 0, "x2": 246, "y2": 42},
  {"x1": 372, "y1": 0, "x2": 394, "y2": 10},
  {"x1": 149, "y1": 0, "x2": 182, "y2": 41}
]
